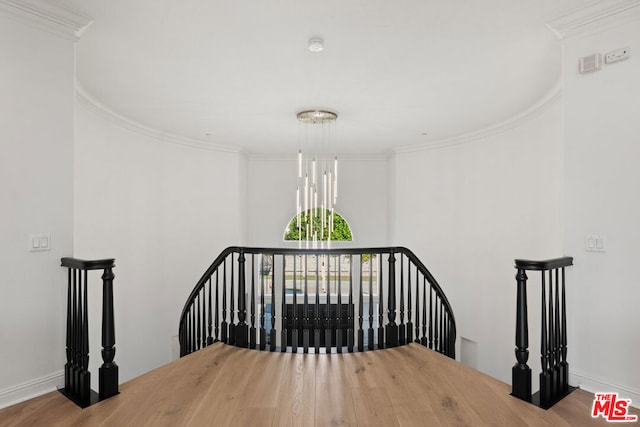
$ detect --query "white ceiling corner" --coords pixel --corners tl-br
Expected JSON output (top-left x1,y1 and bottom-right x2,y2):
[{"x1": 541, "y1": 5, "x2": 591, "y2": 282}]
[
  {"x1": 547, "y1": 0, "x2": 640, "y2": 39},
  {"x1": 0, "y1": 0, "x2": 93, "y2": 40}
]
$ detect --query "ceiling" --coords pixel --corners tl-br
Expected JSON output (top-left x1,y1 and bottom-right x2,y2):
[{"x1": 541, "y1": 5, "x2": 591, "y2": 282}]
[{"x1": 55, "y1": 0, "x2": 592, "y2": 155}]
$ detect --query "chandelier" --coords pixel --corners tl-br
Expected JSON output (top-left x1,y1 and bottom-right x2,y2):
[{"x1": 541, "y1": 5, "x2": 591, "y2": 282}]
[{"x1": 295, "y1": 110, "x2": 338, "y2": 248}]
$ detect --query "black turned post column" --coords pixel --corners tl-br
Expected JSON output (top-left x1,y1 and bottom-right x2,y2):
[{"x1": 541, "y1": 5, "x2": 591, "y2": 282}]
[
  {"x1": 385, "y1": 250, "x2": 399, "y2": 348},
  {"x1": 235, "y1": 250, "x2": 249, "y2": 348},
  {"x1": 512, "y1": 267, "x2": 531, "y2": 402},
  {"x1": 560, "y1": 267, "x2": 569, "y2": 394},
  {"x1": 61, "y1": 258, "x2": 118, "y2": 407},
  {"x1": 99, "y1": 265, "x2": 119, "y2": 400}
]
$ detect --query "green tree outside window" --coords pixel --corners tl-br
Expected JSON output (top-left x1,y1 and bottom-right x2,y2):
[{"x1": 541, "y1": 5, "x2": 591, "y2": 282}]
[{"x1": 283, "y1": 209, "x2": 352, "y2": 241}]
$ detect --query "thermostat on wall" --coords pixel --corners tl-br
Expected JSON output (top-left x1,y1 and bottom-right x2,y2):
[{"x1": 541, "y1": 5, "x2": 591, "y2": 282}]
[{"x1": 579, "y1": 53, "x2": 602, "y2": 74}]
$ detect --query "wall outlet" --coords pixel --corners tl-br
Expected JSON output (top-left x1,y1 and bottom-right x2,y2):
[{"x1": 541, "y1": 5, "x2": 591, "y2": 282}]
[{"x1": 29, "y1": 233, "x2": 51, "y2": 251}]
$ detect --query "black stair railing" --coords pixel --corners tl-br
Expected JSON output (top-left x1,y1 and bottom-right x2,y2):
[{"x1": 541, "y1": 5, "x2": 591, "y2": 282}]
[
  {"x1": 59, "y1": 257, "x2": 119, "y2": 408},
  {"x1": 179, "y1": 247, "x2": 456, "y2": 358},
  {"x1": 511, "y1": 256, "x2": 574, "y2": 409}
]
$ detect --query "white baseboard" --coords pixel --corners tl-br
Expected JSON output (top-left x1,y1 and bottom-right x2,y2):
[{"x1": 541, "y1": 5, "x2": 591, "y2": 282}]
[
  {"x1": 571, "y1": 370, "x2": 640, "y2": 409},
  {"x1": 0, "y1": 371, "x2": 64, "y2": 410}
]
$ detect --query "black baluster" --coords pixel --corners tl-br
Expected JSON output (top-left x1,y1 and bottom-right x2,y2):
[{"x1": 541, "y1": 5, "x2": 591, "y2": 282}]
[
  {"x1": 368, "y1": 254, "x2": 374, "y2": 350},
  {"x1": 214, "y1": 270, "x2": 219, "y2": 343},
  {"x1": 281, "y1": 255, "x2": 287, "y2": 352},
  {"x1": 189, "y1": 307, "x2": 194, "y2": 352},
  {"x1": 336, "y1": 255, "x2": 343, "y2": 353},
  {"x1": 553, "y1": 268, "x2": 562, "y2": 398},
  {"x1": 79, "y1": 270, "x2": 90, "y2": 404},
  {"x1": 186, "y1": 308, "x2": 191, "y2": 355},
  {"x1": 196, "y1": 294, "x2": 201, "y2": 350},
  {"x1": 428, "y1": 282, "x2": 433, "y2": 349},
  {"x1": 201, "y1": 288, "x2": 206, "y2": 349},
  {"x1": 292, "y1": 255, "x2": 298, "y2": 351},
  {"x1": 207, "y1": 277, "x2": 213, "y2": 345},
  {"x1": 439, "y1": 297, "x2": 443, "y2": 353},
  {"x1": 438, "y1": 298, "x2": 445, "y2": 353},
  {"x1": 229, "y1": 255, "x2": 236, "y2": 346},
  {"x1": 399, "y1": 254, "x2": 406, "y2": 345},
  {"x1": 99, "y1": 265, "x2": 118, "y2": 400},
  {"x1": 421, "y1": 277, "x2": 427, "y2": 347},
  {"x1": 259, "y1": 255, "x2": 266, "y2": 350},
  {"x1": 358, "y1": 256, "x2": 364, "y2": 352},
  {"x1": 73, "y1": 269, "x2": 80, "y2": 395},
  {"x1": 540, "y1": 271, "x2": 551, "y2": 406},
  {"x1": 72, "y1": 269, "x2": 79, "y2": 396},
  {"x1": 191, "y1": 307, "x2": 196, "y2": 354},
  {"x1": 549, "y1": 270, "x2": 557, "y2": 399},
  {"x1": 314, "y1": 255, "x2": 321, "y2": 354},
  {"x1": 443, "y1": 311, "x2": 449, "y2": 355},
  {"x1": 407, "y1": 257, "x2": 413, "y2": 343},
  {"x1": 303, "y1": 255, "x2": 310, "y2": 353},
  {"x1": 347, "y1": 255, "x2": 354, "y2": 353},
  {"x1": 415, "y1": 266, "x2": 420, "y2": 344},
  {"x1": 65, "y1": 268, "x2": 72, "y2": 393},
  {"x1": 325, "y1": 255, "x2": 332, "y2": 354},
  {"x1": 512, "y1": 267, "x2": 531, "y2": 402},
  {"x1": 250, "y1": 254, "x2": 256, "y2": 349},
  {"x1": 221, "y1": 259, "x2": 228, "y2": 343},
  {"x1": 269, "y1": 255, "x2": 277, "y2": 352},
  {"x1": 236, "y1": 250, "x2": 248, "y2": 348},
  {"x1": 378, "y1": 254, "x2": 384, "y2": 349},
  {"x1": 385, "y1": 250, "x2": 398, "y2": 348},
  {"x1": 560, "y1": 267, "x2": 568, "y2": 393}
]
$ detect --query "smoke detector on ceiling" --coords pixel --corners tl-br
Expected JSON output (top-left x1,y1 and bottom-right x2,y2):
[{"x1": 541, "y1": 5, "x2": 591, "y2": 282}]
[{"x1": 308, "y1": 37, "x2": 324, "y2": 53}]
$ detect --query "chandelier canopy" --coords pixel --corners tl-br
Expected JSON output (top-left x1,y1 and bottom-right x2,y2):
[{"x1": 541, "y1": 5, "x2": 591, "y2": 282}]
[{"x1": 296, "y1": 110, "x2": 337, "y2": 124}]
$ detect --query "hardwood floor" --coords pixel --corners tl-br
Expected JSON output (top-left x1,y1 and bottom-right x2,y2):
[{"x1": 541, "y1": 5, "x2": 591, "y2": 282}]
[{"x1": 1, "y1": 343, "x2": 635, "y2": 426}]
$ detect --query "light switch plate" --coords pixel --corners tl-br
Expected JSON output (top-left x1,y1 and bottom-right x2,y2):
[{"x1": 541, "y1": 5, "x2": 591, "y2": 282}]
[{"x1": 585, "y1": 234, "x2": 605, "y2": 252}]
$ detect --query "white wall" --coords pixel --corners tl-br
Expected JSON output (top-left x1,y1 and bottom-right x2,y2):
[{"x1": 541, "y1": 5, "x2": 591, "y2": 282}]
[
  {"x1": 392, "y1": 97, "x2": 565, "y2": 384},
  {"x1": 74, "y1": 99, "x2": 244, "y2": 386},
  {"x1": 246, "y1": 157, "x2": 389, "y2": 247},
  {"x1": 563, "y1": 18, "x2": 640, "y2": 400},
  {"x1": 0, "y1": 15, "x2": 75, "y2": 406}
]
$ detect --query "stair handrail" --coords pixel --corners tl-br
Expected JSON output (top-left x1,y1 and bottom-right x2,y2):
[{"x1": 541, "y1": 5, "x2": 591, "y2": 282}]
[{"x1": 179, "y1": 246, "x2": 456, "y2": 358}]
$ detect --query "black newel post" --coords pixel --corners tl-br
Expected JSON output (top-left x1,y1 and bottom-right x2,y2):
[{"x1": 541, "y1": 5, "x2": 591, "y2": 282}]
[
  {"x1": 385, "y1": 250, "x2": 399, "y2": 348},
  {"x1": 512, "y1": 257, "x2": 573, "y2": 409},
  {"x1": 60, "y1": 258, "x2": 118, "y2": 408},
  {"x1": 235, "y1": 250, "x2": 249, "y2": 348},
  {"x1": 512, "y1": 267, "x2": 531, "y2": 401},
  {"x1": 99, "y1": 265, "x2": 118, "y2": 400}
]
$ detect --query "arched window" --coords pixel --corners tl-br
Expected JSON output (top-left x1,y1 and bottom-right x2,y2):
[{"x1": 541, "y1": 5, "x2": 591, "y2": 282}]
[{"x1": 283, "y1": 209, "x2": 353, "y2": 241}]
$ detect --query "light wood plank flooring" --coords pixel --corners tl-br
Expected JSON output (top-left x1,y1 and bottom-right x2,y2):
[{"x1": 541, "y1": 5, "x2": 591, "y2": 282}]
[{"x1": 1, "y1": 343, "x2": 635, "y2": 426}]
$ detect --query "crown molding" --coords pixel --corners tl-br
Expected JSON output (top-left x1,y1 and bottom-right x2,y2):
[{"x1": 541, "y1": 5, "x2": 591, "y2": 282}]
[
  {"x1": 547, "y1": 0, "x2": 640, "y2": 40},
  {"x1": 0, "y1": 0, "x2": 93, "y2": 41},
  {"x1": 76, "y1": 83, "x2": 241, "y2": 154},
  {"x1": 393, "y1": 81, "x2": 562, "y2": 154},
  {"x1": 247, "y1": 153, "x2": 388, "y2": 162}
]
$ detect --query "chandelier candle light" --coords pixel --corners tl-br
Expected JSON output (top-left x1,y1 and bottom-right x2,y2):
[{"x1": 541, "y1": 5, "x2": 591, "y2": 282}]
[{"x1": 295, "y1": 110, "x2": 338, "y2": 248}]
